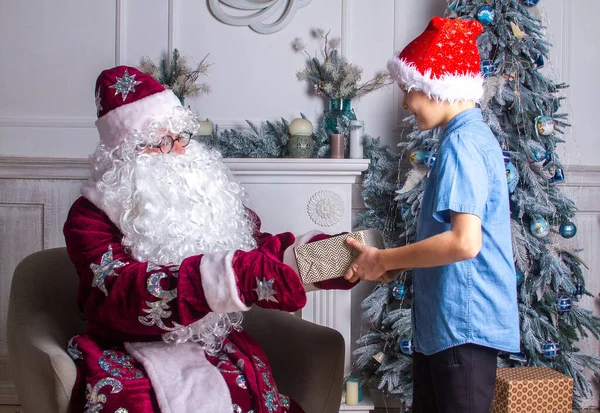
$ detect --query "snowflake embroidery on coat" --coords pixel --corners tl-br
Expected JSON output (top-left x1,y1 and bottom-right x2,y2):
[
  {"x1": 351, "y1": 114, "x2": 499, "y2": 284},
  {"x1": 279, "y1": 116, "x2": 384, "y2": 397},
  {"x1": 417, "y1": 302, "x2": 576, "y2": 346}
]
[
  {"x1": 84, "y1": 377, "x2": 123, "y2": 413},
  {"x1": 90, "y1": 246, "x2": 127, "y2": 296},
  {"x1": 255, "y1": 277, "x2": 278, "y2": 303},
  {"x1": 99, "y1": 350, "x2": 144, "y2": 380},
  {"x1": 67, "y1": 336, "x2": 83, "y2": 360},
  {"x1": 138, "y1": 271, "x2": 182, "y2": 331},
  {"x1": 253, "y1": 355, "x2": 280, "y2": 412},
  {"x1": 216, "y1": 354, "x2": 242, "y2": 374}
]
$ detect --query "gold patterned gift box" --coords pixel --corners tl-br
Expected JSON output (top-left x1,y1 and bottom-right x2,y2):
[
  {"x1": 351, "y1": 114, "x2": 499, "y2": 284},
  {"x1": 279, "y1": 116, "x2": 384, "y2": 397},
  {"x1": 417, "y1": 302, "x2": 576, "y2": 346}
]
[
  {"x1": 491, "y1": 367, "x2": 573, "y2": 413},
  {"x1": 293, "y1": 229, "x2": 384, "y2": 284}
]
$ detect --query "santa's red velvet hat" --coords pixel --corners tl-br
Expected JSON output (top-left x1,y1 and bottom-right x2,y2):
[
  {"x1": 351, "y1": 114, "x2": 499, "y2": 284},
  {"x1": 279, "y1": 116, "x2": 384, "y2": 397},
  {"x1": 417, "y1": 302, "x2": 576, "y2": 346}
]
[
  {"x1": 387, "y1": 16, "x2": 485, "y2": 103},
  {"x1": 94, "y1": 66, "x2": 181, "y2": 148}
]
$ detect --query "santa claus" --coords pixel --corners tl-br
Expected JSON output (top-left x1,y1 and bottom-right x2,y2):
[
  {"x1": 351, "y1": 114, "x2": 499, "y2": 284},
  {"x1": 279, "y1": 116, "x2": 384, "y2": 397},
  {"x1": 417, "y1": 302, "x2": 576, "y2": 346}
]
[{"x1": 64, "y1": 66, "x2": 352, "y2": 413}]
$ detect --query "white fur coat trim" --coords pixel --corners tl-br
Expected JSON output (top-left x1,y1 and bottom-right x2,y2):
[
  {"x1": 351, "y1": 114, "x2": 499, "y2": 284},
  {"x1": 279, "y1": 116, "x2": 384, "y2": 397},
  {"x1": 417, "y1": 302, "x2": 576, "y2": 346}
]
[
  {"x1": 96, "y1": 89, "x2": 181, "y2": 149},
  {"x1": 125, "y1": 341, "x2": 232, "y2": 413},
  {"x1": 387, "y1": 57, "x2": 484, "y2": 103},
  {"x1": 200, "y1": 250, "x2": 250, "y2": 313},
  {"x1": 81, "y1": 180, "x2": 123, "y2": 231}
]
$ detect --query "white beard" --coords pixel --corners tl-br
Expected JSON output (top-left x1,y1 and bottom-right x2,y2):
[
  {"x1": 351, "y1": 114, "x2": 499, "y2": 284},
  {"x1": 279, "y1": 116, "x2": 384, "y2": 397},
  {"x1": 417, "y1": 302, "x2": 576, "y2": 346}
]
[{"x1": 96, "y1": 140, "x2": 257, "y2": 265}]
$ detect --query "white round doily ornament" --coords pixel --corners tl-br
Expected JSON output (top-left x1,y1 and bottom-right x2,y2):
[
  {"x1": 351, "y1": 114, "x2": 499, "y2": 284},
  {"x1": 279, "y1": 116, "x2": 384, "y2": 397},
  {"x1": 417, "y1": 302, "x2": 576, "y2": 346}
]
[{"x1": 307, "y1": 190, "x2": 344, "y2": 227}]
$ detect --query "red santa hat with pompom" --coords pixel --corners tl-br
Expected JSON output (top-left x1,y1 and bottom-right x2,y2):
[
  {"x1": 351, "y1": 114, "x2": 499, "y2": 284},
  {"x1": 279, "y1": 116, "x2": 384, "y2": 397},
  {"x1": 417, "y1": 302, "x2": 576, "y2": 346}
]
[
  {"x1": 387, "y1": 16, "x2": 485, "y2": 103},
  {"x1": 94, "y1": 65, "x2": 181, "y2": 148}
]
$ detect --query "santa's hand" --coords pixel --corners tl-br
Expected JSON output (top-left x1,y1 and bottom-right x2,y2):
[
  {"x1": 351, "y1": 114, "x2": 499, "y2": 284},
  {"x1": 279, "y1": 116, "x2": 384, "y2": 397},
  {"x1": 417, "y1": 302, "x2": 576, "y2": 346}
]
[{"x1": 343, "y1": 238, "x2": 386, "y2": 283}]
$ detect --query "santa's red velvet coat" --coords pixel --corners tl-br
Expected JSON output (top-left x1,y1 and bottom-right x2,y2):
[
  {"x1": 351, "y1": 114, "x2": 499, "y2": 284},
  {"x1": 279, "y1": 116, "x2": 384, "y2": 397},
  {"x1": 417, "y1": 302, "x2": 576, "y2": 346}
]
[{"x1": 63, "y1": 196, "x2": 352, "y2": 413}]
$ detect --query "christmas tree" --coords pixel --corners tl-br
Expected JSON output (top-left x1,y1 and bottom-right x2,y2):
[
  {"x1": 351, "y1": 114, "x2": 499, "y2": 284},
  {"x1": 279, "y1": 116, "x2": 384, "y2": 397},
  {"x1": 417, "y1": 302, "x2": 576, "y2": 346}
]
[{"x1": 354, "y1": 0, "x2": 600, "y2": 410}]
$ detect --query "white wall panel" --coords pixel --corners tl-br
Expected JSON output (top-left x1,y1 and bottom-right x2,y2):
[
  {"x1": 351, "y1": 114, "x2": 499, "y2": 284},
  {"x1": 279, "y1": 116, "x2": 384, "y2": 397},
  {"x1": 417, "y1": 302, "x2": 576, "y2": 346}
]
[
  {"x1": 123, "y1": 0, "x2": 170, "y2": 67},
  {"x1": 0, "y1": 0, "x2": 115, "y2": 157},
  {"x1": 177, "y1": 0, "x2": 342, "y2": 127}
]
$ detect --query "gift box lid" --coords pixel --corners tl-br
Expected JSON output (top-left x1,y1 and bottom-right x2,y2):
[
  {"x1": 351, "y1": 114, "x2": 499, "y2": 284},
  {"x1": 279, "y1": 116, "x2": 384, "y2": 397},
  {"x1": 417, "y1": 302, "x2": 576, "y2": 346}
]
[{"x1": 496, "y1": 367, "x2": 573, "y2": 383}]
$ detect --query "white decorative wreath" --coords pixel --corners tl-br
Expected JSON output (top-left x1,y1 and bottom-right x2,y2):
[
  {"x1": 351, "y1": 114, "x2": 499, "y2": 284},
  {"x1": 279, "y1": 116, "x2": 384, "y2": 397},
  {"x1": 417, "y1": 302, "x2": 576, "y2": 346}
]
[
  {"x1": 208, "y1": 0, "x2": 312, "y2": 34},
  {"x1": 307, "y1": 190, "x2": 344, "y2": 227}
]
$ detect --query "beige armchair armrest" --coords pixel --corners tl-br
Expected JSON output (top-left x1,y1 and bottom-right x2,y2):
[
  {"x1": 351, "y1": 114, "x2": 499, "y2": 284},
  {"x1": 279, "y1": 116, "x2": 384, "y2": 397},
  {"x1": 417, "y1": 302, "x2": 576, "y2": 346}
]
[{"x1": 243, "y1": 306, "x2": 345, "y2": 413}]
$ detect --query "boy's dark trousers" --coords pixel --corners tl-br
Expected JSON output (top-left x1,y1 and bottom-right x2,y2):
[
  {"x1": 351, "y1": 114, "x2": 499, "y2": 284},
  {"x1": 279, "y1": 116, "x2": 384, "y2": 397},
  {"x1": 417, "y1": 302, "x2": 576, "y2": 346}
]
[{"x1": 412, "y1": 343, "x2": 498, "y2": 413}]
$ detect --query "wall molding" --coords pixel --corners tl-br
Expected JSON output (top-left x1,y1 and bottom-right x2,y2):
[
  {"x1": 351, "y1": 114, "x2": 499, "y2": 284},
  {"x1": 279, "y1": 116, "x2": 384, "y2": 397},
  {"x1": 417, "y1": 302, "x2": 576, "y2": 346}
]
[
  {"x1": 115, "y1": 0, "x2": 126, "y2": 65},
  {"x1": 1, "y1": 156, "x2": 598, "y2": 183},
  {"x1": 0, "y1": 117, "x2": 95, "y2": 129}
]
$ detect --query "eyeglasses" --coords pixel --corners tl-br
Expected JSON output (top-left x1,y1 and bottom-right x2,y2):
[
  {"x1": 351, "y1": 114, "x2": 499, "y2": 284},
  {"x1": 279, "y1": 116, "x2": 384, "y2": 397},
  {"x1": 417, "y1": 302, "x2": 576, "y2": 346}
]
[{"x1": 152, "y1": 132, "x2": 193, "y2": 153}]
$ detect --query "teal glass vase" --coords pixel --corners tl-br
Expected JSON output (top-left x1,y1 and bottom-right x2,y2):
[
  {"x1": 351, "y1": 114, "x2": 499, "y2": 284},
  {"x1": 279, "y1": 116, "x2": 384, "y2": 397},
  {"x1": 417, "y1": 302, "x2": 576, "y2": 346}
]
[{"x1": 323, "y1": 98, "x2": 357, "y2": 135}]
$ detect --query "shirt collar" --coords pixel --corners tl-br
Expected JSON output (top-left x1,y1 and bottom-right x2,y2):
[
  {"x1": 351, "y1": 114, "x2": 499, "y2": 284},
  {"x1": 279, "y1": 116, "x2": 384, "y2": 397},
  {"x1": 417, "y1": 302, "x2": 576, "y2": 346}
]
[{"x1": 443, "y1": 107, "x2": 483, "y2": 137}]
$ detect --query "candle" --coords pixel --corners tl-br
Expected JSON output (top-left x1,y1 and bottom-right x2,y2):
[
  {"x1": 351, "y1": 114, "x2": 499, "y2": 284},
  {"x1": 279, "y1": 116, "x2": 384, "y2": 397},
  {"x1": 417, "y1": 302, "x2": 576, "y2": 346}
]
[
  {"x1": 330, "y1": 134, "x2": 344, "y2": 159},
  {"x1": 198, "y1": 121, "x2": 213, "y2": 136},
  {"x1": 289, "y1": 118, "x2": 313, "y2": 136},
  {"x1": 345, "y1": 378, "x2": 359, "y2": 406},
  {"x1": 349, "y1": 120, "x2": 364, "y2": 159}
]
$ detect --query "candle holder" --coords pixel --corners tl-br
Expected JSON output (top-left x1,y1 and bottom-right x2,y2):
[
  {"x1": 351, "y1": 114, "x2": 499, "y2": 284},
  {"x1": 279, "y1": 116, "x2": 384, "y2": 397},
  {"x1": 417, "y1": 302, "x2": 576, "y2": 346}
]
[
  {"x1": 288, "y1": 118, "x2": 315, "y2": 158},
  {"x1": 330, "y1": 134, "x2": 344, "y2": 159}
]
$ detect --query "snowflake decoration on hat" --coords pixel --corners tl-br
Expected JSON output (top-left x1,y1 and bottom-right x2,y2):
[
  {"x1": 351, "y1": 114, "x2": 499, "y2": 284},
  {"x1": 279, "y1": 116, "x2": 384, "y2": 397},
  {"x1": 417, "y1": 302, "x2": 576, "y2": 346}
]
[
  {"x1": 109, "y1": 69, "x2": 142, "y2": 102},
  {"x1": 254, "y1": 277, "x2": 279, "y2": 303},
  {"x1": 95, "y1": 86, "x2": 103, "y2": 116}
]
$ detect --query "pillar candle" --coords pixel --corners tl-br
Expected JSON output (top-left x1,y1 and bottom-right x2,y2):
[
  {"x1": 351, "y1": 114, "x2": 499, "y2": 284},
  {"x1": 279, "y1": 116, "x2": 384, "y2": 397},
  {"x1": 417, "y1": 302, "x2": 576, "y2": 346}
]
[
  {"x1": 198, "y1": 121, "x2": 213, "y2": 136},
  {"x1": 345, "y1": 379, "x2": 359, "y2": 406},
  {"x1": 349, "y1": 120, "x2": 364, "y2": 159},
  {"x1": 289, "y1": 118, "x2": 313, "y2": 136},
  {"x1": 330, "y1": 134, "x2": 344, "y2": 159}
]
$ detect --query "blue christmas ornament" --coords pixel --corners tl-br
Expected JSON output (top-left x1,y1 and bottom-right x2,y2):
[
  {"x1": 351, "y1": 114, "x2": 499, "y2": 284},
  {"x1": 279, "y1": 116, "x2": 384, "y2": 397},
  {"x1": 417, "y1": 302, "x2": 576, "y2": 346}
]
[
  {"x1": 550, "y1": 168, "x2": 565, "y2": 184},
  {"x1": 400, "y1": 339, "x2": 414, "y2": 356},
  {"x1": 552, "y1": 97, "x2": 560, "y2": 113},
  {"x1": 556, "y1": 295, "x2": 572, "y2": 314},
  {"x1": 574, "y1": 283, "x2": 583, "y2": 301},
  {"x1": 409, "y1": 150, "x2": 426, "y2": 165},
  {"x1": 530, "y1": 217, "x2": 550, "y2": 238},
  {"x1": 532, "y1": 149, "x2": 547, "y2": 162},
  {"x1": 506, "y1": 162, "x2": 519, "y2": 193},
  {"x1": 559, "y1": 221, "x2": 577, "y2": 238},
  {"x1": 481, "y1": 60, "x2": 496, "y2": 77},
  {"x1": 424, "y1": 151, "x2": 437, "y2": 168},
  {"x1": 509, "y1": 352, "x2": 527, "y2": 363},
  {"x1": 477, "y1": 5, "x2": 495, "y2": 24},
  {"x1": 392, "y1": 284, "x2": 407, "y2": 300},
  {"x1": 502, "y1": 151, "x2": 512, "y2": 165},
  {"x1": 542, "y1": 152, "x2": 554, "y2": 167},
  {"x1": 521, "y1": 0, "x2": 540, "y2": 6},
  {"x1": 534, "y1": 54, "x2": 545, "y2": 68},
  {"x1": 535, "y1": 116, "x2": 555, "y2": 137},
  {"x1": 542, "y1": 341, "x2": 560, "y2": 360},
  {"x1": 400, "y1": 204, "x2": 410, "y2": 220}
]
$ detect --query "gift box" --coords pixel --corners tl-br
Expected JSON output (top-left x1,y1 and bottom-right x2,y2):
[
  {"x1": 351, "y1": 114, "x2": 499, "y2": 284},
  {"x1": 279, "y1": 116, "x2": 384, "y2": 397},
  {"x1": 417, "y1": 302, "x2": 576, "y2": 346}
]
[
  {"x1": 293, "y1": 229, "x2": 384, "y2": 284},
  {"x1": 490, "y1": 367, "x2": 573, "y2": 413}
]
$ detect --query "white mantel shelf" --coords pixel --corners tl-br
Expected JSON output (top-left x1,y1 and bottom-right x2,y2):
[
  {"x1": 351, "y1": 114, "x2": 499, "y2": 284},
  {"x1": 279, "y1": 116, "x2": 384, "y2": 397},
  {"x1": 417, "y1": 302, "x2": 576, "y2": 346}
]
[{"x1": 0, "y1": 156, "x2": 370, "y2": 182}]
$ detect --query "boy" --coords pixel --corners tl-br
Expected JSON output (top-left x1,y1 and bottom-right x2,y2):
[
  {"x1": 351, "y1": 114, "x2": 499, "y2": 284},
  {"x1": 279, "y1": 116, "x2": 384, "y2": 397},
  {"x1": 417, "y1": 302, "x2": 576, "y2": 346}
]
[{"x1": 343, "y1": 17, "x2": 520, "y2": 413}]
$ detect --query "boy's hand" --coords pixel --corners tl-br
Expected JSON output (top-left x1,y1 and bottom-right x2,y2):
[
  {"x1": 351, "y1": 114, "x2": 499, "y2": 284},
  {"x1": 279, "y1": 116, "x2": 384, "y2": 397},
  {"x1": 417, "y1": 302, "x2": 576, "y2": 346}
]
[{"x1": 343, "y1": 238, "x2": 386, "y2": 283}]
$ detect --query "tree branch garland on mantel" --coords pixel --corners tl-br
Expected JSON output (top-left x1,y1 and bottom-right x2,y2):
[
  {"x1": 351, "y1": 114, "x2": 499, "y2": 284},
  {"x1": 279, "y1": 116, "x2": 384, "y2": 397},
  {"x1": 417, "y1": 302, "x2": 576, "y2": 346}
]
[{"x1": 196, "y1": 115, "x2": 400, "y2": 241}]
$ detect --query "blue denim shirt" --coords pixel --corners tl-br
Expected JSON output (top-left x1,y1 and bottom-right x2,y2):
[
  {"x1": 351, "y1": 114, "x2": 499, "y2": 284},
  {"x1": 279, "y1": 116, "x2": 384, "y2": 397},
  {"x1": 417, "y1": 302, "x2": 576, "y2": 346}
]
[{"x1": 412, "y1": 108, "x2": 520, "y2": 355}]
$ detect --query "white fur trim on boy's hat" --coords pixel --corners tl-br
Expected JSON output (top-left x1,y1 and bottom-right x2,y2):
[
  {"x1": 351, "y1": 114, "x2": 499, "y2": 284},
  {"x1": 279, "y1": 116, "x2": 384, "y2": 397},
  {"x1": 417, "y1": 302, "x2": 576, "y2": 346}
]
[
  {"x1": 95, "y1": 89, "x2": 182, "y2": 149},
  {"x1": 387, "y1": 58, "x2": 485, "y2": 103}
]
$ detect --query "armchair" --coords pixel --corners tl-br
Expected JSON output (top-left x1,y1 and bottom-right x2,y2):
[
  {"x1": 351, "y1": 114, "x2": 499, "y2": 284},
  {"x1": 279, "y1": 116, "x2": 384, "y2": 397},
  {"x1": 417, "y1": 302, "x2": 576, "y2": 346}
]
[{"x1": 7, "y1": 248, "x2": 345, "y2": 413}]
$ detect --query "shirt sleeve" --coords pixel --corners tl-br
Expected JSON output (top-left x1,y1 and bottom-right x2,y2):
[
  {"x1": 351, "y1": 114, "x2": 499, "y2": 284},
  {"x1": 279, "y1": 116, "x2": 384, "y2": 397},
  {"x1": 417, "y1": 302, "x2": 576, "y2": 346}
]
[{"x1": 432, "y1": 133, "x2": 489, "y2": 224}]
